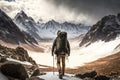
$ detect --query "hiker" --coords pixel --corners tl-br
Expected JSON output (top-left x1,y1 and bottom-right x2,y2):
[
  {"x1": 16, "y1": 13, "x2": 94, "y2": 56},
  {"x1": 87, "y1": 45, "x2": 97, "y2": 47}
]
[{"x1": 52, "y1": 30, "x2": 70, "y2": 79}]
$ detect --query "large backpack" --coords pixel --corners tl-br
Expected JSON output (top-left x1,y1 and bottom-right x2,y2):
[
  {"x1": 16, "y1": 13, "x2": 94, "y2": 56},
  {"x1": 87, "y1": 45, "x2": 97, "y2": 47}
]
[{"x1": 55, "y1": 32, "x2": 68, "y2": 55}]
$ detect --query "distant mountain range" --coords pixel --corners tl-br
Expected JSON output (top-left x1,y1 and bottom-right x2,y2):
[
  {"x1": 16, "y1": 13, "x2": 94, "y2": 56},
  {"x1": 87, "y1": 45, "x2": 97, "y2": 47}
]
[
  {"x1": 14, "y1": 10, "x2": 89, "y2": 40},
  {"x1": 1, "y1": 8, "x2": 120, "y2": 49},
  {"x1": 80, "y1": 13, "x2": 120, "y2": 46}
]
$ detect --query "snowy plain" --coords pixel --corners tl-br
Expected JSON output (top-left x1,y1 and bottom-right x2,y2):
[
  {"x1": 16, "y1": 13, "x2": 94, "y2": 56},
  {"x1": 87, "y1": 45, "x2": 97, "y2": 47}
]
[{"x1": 28, "y1": 36, "x2": 120, "y2": 69}]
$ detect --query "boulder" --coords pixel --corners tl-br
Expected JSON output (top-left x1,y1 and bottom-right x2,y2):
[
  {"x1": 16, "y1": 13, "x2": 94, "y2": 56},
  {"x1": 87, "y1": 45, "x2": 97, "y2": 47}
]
[
  {"x1": 31, "y1": 69, "x2": 40, "y2": 77},
  {"x1": 0, "y1": 61, "x2": 29, "y2": 80},
  {"x1": 94, "y1": 75, "x2": 110, "y2": 80},
  {"x1": 109, "y1": 71, "x2": 118, "y2": 77},
  {"x1": 16, "y1": 47, "x2": 29, "y2": 61},
  {"x1": 76, "y1": 71, "x2": 97, "y2": 79}
]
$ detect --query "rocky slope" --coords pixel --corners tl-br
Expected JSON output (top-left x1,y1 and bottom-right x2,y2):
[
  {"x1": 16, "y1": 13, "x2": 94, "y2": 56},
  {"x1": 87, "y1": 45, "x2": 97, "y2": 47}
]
[
  {"x1": 0, "y1": 44, "x2": 36, "y2": 65},
  {"x1": 0, "y1": 9, "x2": 44, "y2": 52},
  {"x1": 14, "y1": 11, "x2": 89, "y2": 39},
  {"x1": 0, "y1": 44, "x2": 42, "y2": 80},
  {"x1": 80, "y1": 13, "x2": 120, "y2": 46},
  {"x1": 0, "y1": 9, "x2": 37, "y2": 45},
  {"x1": 65, "y1": 51, "x2": 120, "y2": 80}
]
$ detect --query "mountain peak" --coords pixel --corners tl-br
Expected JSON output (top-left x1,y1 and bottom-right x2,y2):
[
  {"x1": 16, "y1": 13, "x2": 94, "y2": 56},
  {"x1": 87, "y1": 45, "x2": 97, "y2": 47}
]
[
  {"x1": 47, "y1": 19, "x2": 59, "y2": 25},
  {"x1": 20, "y1": 10, "x2": 27, "y2": 17},
  {"x1": 80, "y1": 13, "x2": 120, "y2": 46},
  {"x1": 14, "y1": 10, "x2": 35, "y2": 25},
  {"x1": 0, "y1": 9, "x2": 37, "y2": 44},
  {"x1": 14, "y1": 10, "x2": 28, "y2": 22}
]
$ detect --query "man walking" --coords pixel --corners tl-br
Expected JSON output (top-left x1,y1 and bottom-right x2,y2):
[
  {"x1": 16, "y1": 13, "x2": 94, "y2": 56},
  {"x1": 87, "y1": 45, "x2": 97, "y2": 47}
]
[{"x1": 52, "y1": 30, "x2": 70, "y2": 79}]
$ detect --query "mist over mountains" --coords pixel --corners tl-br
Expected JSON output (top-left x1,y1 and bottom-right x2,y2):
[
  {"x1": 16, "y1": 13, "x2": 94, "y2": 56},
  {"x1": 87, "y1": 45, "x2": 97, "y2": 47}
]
[{"x1": 14, "y1": 10, "x2": 89, "y2": 40}]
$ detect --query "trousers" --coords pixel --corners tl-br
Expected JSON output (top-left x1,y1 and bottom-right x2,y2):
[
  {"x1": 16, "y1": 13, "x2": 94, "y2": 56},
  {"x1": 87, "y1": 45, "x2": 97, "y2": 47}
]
[{"x1": 57, "y1": 54, "x2": 66, "y2": 75}]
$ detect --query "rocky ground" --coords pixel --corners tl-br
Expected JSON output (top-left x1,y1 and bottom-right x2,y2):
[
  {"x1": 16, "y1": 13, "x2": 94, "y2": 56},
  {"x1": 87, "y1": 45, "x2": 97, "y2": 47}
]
[
  {"x1": 72, "y1": 51, "x2": 120, "y2": 80},
  {"x1": 0, "y1": 44, "x2": 120, "y2": 80},
  {"x1": 0, "y1": 44, "x2": 43, "y2": 80}
]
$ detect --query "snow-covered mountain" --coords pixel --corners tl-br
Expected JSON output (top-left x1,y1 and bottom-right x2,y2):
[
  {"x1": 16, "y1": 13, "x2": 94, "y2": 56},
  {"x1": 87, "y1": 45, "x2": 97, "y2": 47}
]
[
  {"x1": 14, "y1": 11, "x2": 89, "y2": 40},
  {"x1": 80, "y1": 13, "x2": 120, "y2": 46},
  {"x1": 0, "y1": 9, "x2": 37, "y2": 45},
  {"x1": 38, "y1": 20, "x2": 89, "y2": 39},
  {"x1": 14, "y1": 10, "x2": 41, "y2": 40}
]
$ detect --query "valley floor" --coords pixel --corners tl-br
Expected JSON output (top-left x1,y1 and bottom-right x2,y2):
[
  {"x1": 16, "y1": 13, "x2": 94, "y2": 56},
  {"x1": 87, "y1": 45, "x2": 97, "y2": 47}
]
[{"x1": 28, "y1": 37, "x2": 120, "y2": 75}]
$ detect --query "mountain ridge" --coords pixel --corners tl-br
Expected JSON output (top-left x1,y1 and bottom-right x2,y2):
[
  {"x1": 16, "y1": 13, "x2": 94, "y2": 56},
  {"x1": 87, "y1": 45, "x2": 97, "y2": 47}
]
[
  {"x1": 80, "y1": 13, "x2": 120, "y2": 46},
  {"x1": 14, "y1": 10, "x2": 89, "y2": 39}
]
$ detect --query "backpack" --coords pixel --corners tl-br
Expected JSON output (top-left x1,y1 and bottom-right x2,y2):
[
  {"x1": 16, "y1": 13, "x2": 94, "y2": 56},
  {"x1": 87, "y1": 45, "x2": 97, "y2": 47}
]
[{"x1": 55, "y1": 32, "x2": 68, "y2": 55}]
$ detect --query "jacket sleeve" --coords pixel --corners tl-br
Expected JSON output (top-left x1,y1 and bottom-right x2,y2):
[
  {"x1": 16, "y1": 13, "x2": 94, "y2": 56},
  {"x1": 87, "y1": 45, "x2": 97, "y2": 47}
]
[
  {"x1": 67, "y1": 40, "x2": 70, "y2": 56},
  {"x1": 52, "y1": 38, "x2": 57, "y2": 55}
]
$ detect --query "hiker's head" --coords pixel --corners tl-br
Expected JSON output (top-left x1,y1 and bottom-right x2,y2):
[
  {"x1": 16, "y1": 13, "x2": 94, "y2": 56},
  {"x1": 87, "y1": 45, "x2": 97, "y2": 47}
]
[{"x1": 57, "y1": 30, "x2": 61, "y2": 36}]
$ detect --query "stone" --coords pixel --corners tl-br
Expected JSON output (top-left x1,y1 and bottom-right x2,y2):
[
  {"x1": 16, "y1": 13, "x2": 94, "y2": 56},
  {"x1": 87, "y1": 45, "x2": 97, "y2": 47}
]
[
  {"x1": 76, "y1": 71, "x2": 97, "y2": 79},
  {"x1": 31, "y1": 69, "x2": 40, "y2": 77},
  {"x1": 0, "y1": 61, "x2": 29, "y2": 80},
  {"x1": 94, "y1": 75, "x2": 110, "y2": 80}
]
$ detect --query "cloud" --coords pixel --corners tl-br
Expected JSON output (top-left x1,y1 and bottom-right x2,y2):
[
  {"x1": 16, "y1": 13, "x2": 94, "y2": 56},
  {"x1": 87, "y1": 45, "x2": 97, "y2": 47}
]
[
  {"x1": 47, "y1": 0, "x2": 120, "y2": 24},
  {"x1": 1, "y1": 0, "x2": 119, "y2": 25},
  {"x1": 0, "y1": 0, "x2": 94, "y2": 25}
]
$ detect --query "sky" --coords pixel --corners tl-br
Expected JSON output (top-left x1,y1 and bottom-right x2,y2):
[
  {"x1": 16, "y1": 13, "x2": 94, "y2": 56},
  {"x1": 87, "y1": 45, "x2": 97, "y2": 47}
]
[
  {"x1": 48, "y1": 0, "x2": 120, "y2": 22},
  {"x1": 0, "y1": 0, "x2": 120, "y2": 25}
]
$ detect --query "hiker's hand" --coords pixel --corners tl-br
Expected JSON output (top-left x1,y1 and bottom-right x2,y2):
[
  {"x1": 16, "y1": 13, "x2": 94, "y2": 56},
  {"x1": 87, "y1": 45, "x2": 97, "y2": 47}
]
[{"x1": 66, "y1": 54, "x2": 69, "y2": 57}]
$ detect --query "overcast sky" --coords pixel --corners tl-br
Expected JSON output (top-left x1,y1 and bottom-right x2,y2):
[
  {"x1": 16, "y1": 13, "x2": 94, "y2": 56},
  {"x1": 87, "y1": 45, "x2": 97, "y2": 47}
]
[
  {"x1": 0, "y1": 0, "x2": 120, "y2": 25},
  {"x1": 48, "y1": 0, "x2": 120, "y2": 22}
]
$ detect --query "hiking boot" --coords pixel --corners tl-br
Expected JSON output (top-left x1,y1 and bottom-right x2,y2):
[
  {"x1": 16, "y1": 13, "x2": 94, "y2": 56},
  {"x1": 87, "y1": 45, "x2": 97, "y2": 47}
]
[
  {"x1": 59, "y1": 71, "x2": 63, "y2": 79},
  {"x1": 59, "y1": 72, "x2": 63, "y2": 79}
]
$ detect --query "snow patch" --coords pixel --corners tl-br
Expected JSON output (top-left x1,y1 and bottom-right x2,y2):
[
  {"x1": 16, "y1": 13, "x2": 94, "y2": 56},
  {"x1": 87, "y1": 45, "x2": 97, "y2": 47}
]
[
  {"x1": 39, "y1": 72, "x2": 81, "y2": 80},
  {"x1": 7, "y1": 58, "x2": 32, "y2": 65}
]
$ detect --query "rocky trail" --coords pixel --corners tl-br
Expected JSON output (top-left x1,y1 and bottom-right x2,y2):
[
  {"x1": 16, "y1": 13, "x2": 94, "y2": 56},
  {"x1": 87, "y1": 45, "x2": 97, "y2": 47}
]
[{"x1": 39, "y1": 72, "x2": 81, "y2": 80}]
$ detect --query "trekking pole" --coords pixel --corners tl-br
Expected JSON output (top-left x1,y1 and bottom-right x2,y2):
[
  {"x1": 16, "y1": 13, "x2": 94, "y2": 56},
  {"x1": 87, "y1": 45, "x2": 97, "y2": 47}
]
[{"x1": 53, "y1": 54, "x2": 55, "y2": 75}]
